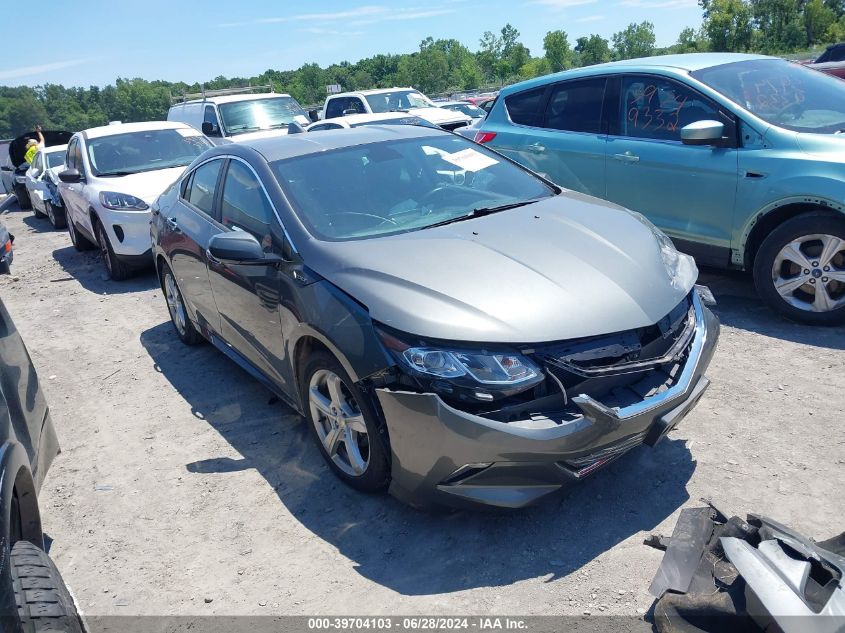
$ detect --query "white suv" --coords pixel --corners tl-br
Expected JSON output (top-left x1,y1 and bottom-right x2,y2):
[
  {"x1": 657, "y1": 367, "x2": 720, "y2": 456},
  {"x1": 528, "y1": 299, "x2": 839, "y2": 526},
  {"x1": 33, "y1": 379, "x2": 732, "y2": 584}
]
[
  {"x1": 322, "y1": 88, "x2": 471, "y2": 130},
  {"x1": 58, "y1": 121, "x2": 212, "y2": 280}
]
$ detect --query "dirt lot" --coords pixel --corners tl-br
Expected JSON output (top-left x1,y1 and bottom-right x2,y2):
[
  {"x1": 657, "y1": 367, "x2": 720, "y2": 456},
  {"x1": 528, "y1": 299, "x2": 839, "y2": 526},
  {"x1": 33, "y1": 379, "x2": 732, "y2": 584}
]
[{"x1": 1, "y1": 198, "x2": 843, "y2": 622}]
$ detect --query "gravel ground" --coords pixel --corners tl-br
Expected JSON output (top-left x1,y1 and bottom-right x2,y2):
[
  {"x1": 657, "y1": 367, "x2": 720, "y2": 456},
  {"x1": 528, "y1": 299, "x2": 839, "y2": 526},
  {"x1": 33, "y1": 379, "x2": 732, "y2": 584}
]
[{"x1": 1, "y1": 198, "x2": 843, "y2": 624}]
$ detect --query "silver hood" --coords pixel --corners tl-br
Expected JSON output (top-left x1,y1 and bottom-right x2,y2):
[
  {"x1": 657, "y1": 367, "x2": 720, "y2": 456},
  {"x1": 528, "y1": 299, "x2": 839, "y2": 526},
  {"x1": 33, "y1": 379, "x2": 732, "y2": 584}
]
[{"x1": 306, "y1": 192, "x2": 695, "y2": 343}]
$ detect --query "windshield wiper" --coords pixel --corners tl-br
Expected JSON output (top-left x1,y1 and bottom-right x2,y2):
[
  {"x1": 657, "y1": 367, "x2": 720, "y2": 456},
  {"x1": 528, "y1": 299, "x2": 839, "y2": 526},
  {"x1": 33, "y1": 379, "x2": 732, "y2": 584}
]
[
  {"x1": 424, "y1": 200, "x2": 541, "y2": 230},
  {"x1": 229, "y1": 126, "x2": 261, "y2": 133},
  {"x1": 97, "y1": 170, "x2": 136, "y2": 177}
]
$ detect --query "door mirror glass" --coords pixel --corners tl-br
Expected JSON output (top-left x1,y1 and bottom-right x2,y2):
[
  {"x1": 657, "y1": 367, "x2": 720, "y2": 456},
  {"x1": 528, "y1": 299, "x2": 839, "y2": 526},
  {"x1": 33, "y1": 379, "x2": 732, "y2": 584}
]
[
  {"x1": 58, "y1": 168, "x2": 82, "y2": 183},
  {"x1": 208, "y1": 231, "x2": 265, "y2": 264},
  {"x1": 680, "y1": 120, "x2": 725, "y2": 146},
  {"x1": 201, "y1": 121, "x2": 220, "y2": 136}
]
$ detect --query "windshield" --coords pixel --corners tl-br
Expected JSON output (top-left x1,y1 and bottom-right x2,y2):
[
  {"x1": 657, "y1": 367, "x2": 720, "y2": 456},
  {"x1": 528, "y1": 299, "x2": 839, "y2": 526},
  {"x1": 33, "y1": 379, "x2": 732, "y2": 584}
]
[
  {"x1": 87, "y1": 129, "x2": 212, "y2": 176},
  {"x1": 218, "y1": 97, "x2": 309, "y2": 135},
  {"x1": 365, "y1": 90, "x2": 433, "y2": 113},
  {"x1": 46, "y1": 151, "x2": 65, "y2": 169},
  {"x1": 272, "y1": 134, "x2": 554, "y2": 241},
  {"x1": 447, "y1": 103, "x2": 485, "y2": 118},
  {"x1": 692, "y1": 59, "x2": 845, "y2": 133}
]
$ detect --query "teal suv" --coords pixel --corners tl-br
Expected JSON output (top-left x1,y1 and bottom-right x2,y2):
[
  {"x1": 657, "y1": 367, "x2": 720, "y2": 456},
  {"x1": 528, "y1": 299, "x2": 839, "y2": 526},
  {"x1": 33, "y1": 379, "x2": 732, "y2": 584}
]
[{"x1": 476, "y1": 53, "x2": 845, "y2": 325}]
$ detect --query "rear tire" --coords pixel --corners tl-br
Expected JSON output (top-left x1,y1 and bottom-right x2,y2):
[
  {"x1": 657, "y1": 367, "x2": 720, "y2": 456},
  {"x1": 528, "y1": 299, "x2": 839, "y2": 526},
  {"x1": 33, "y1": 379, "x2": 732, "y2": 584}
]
[
  {"x1": 46, "y1": 202, "x2": 65, "y2": 229},
  {"x1": 66, "y1": 216, "x2": 94, "y2": 252},
  {"x1": 96, "y1": 222, "x2": 130, "y2": 281},
  {"x1": 10, "y1": 541, "x2": 83, "y2": 633},
  {"x1": 13, "y1": 183, "x2": 31, "y2": 210},
  {"x1": 753, "y1": 212, "x2": 845, "y2": 325}
]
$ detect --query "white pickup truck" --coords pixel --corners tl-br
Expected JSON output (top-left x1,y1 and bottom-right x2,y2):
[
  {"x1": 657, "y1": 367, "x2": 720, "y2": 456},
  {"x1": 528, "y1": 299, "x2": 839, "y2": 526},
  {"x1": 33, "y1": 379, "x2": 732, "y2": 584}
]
[{"x1": 322, "y1": 88, "x2": 471, "y2": 131}]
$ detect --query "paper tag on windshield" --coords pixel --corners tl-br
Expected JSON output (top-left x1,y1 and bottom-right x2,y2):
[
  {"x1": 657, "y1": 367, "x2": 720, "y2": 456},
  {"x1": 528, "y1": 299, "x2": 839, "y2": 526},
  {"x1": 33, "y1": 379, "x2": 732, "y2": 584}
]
[
  {"x1": 441, "y1": 148, "x2": 498, "y2": 172},
  {"x1": 176, "y1": 128, "x2": 202, "y2": 137}
]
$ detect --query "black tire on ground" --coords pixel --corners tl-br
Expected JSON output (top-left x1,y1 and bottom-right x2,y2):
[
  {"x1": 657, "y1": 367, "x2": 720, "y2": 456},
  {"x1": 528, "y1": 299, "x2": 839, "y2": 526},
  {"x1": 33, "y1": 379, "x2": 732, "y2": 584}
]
[
  {"x1": 753, "y1": 211, "x2": 845, "y2": 326},
  {"x1": 32, "y1": 205, "x2": 46, "y2": 219},
  {"x1": 13, "y1": 184, "x2": 31, "y2": 210},
  {"x1": 10, "y1": 541, "x2": 83, "y2": 633},
  {"x1": 299, "y1": 350, "x2": 391, "y2": 493},
  {"x1": 66, "y1": 217, "x2": 94, "y2": 252},
  {"x1": 159, "y1": 261, "x2": 202, "y2": 345},
  {"x1": 45, "y1": 202, "x2": 66, "y2": 229},
  {"x1": 95, "y1": 222, "x2": 130, "y2": 281}
]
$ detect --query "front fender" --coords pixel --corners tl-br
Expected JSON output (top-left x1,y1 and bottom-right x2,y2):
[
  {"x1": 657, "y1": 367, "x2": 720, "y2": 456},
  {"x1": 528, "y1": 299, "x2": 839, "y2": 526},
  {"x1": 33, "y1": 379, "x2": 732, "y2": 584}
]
[{"x1": 0, "y1": 440, "x2": 42, "y2": 550}]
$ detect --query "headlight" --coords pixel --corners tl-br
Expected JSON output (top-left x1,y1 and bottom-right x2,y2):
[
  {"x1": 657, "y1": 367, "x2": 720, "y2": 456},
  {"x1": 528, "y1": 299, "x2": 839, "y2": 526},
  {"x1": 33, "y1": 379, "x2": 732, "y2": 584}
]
[
  {"x1": 378, "y1": 328, "x2": 544, "y2": 402},
  {"x1": 628, "y1": 211, "x2": 697, "y2": 292},
  {"x1": 99, "y1": 191, "x2": 149, "y2": 211}
]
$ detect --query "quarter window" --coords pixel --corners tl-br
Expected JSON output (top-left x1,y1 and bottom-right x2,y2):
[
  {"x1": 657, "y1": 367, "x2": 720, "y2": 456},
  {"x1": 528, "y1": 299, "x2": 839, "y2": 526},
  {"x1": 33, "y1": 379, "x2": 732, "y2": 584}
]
[
  {"x1": 619, "y1": 75, "x2": 723, "y2": 142},
  {"x1": 185, "y1": 160, "x2": 222, "y2": 217},
  {"x1": 504, "y1": 87, "x2": 546, "y2": 126},
  {"x1": 543, "y1": 78, "x2": 606, "y2": 133},
  {"x1": 220, "y1": 161, "x2": 275, "y2": 244},
  {"x1": 66, "y1": 138, "x2": 81, "y2": 171}
]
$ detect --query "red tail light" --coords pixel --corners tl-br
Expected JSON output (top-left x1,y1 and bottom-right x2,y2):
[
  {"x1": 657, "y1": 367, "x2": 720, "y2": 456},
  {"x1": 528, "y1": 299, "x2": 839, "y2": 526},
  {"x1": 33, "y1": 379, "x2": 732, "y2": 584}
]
[{"x1": 473, "y1": 131, "x2": 497, "y2": 144}]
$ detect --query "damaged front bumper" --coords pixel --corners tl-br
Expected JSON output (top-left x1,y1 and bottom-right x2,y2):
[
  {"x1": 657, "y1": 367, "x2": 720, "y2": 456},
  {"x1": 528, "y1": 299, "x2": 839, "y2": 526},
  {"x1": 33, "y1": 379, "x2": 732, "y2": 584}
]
[{"x1": 375, "y1": 293, "x2": 719, "y2": 510}]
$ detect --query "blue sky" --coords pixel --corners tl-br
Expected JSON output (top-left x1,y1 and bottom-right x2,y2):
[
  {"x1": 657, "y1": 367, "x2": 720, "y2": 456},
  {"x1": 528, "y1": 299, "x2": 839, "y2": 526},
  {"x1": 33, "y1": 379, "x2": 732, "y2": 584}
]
[{"x1": 2, "y1": 0, "x2": 703, "y2": 88}]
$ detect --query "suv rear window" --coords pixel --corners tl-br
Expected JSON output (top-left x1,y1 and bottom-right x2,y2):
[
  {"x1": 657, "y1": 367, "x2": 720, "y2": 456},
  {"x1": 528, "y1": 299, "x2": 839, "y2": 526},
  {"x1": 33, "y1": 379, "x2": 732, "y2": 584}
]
[{"x1": 504, "y1": 87, "x2": 546, "y2": 126}]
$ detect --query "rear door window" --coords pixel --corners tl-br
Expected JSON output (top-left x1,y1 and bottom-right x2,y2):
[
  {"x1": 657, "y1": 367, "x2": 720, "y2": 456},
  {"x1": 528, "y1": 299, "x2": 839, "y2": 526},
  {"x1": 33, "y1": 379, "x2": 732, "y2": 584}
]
[
  {"x1": 184, "y1": 159, "x2": 222, "y2": 217},
  {"x1": 220, "y1": 160, "x2": 275, "y2": 244},
  {"x1": 504, "y1": 87, "x2": 546, "y2": 126},
  {"x1": 542, "y1": 78, "x2": 606, "y2": 133}
]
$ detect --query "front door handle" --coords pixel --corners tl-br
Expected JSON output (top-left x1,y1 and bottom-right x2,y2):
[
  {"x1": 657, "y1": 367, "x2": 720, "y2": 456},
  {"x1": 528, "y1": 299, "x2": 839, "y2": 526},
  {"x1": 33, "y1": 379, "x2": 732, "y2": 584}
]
[
  {"x1": 613, "y1": 151, "x2": 640, "y2": 163},
  {"x1": 526, "y1": 143, "x2": 546, "y2": 154},
  {"x1": 205, "y1": 248, "x2": 220, "y2": 265},
  {"x1": 166, "y1": 217, "x2": 181, "y2": 233}
]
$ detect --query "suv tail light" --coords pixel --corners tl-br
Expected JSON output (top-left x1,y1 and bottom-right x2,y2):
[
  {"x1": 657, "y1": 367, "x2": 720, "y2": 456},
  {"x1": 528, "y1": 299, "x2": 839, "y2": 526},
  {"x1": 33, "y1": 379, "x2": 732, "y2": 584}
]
[{"x1": 473, "y1": 131, "x2": 497, "y2": 144}]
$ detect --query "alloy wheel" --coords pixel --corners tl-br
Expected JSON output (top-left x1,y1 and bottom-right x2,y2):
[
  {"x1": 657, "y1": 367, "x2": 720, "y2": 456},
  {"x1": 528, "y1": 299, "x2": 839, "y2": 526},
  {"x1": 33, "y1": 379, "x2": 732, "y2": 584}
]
[
  {"x1": 772, "y1": 233, "x2": 845, "y2": 313},
  {"x1": 308, "y1": 369, "x2": 370, "y2": 477},
  {"x1": 97, "y1": 226, "x2": 112, "y2": 275},
  {"x1": 163, "y1": 272, "x2": 187, "y2": 335}
]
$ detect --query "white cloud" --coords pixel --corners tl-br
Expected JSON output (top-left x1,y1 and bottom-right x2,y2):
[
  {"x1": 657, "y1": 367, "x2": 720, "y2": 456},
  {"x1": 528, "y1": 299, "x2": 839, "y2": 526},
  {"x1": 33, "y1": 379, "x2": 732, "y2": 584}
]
[
  {"x1": 576, "y1": 14, "x2": 605, "y2": 22},
  {"x1": 617, "y1": 0, "x2": 697, "y2": 7},
  {"x1": 219, "y1": 5, "x2": 453, "y2": 28},
  {"x1": 0, "y1": 59, "x2": 88, "y2": 81}
]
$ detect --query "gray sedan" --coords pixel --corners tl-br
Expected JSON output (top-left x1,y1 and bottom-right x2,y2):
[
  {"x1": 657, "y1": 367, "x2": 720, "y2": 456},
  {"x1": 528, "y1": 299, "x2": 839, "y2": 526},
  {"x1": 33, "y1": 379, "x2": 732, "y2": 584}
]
[{"x1": 150, "y1": 125, "x2": 719, "y2": 509}]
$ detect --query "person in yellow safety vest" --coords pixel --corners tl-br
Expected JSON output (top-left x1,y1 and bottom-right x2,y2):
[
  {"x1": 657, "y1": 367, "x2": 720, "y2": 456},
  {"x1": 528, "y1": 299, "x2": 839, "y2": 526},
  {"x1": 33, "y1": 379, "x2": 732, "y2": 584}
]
[{"x1": 23, "y1": 126, "x2": 45, "y2": 165}]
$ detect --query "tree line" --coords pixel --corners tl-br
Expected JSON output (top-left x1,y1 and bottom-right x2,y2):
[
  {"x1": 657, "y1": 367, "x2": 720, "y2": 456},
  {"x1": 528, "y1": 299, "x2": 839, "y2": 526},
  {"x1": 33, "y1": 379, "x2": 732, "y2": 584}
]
[{"x1": 2, "y1": 0, "x2": 844, "y2": 137}]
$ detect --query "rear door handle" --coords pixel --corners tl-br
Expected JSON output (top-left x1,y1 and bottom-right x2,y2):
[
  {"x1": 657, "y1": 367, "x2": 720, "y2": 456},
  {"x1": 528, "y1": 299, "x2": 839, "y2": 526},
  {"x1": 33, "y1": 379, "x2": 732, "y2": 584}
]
[
  {"x1": 526, "y1": 143, "x2": 545, "y2": 154},
  {"x1": 166, "y1": 217, "x2": 181, "y2": 233},
  {"x1": 613, "y1": 151, "x2": 639, "y2": 163}
]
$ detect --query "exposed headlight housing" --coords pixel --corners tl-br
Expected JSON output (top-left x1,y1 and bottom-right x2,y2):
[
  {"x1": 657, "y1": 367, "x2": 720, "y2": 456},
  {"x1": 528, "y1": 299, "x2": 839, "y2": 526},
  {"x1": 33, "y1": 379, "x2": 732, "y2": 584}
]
[
  {"x1": 628, "y1": 211, "x2": 697, "y2": 292},
  {"x1": 99, "y1": 191, "x2": 149, "y2": 211},
  {"x1": 378, "y1": 327, "x2": 544, "y2": 403}
]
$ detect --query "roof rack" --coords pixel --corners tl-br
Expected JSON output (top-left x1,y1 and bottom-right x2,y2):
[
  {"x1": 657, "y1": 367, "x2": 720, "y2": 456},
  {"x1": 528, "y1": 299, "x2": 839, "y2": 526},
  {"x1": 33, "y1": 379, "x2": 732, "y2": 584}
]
[{"x1": 170, "y1": 83, "x2": 276, "y2": 104}]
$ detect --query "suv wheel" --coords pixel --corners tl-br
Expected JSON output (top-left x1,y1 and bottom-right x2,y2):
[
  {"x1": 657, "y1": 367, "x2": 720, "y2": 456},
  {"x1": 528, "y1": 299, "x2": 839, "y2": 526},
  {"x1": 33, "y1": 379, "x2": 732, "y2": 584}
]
[
  {"x1": 10, "y1": 541, "x2": 83, "y2": 633},
  {"x1": 13, "y1": 183, "x2": 31, "y2": 210},
  {"x1": 32, "y1": 203, "x2": 46, "y2": 219},
  {"x1": 753, "y1": 212, "x2": 845, "y2": 325},
  {"x1": 66, "y1": 216, "x2": 94, "y2": 252},
  {"x1": 95, "y1": 222, "x2": 130, "y2": 281},
  {"x1": 300, "y1": 351, "x2": 390, "y2": 492},
  {"x1": 160, "y1": 263, "x2": 202, "y2": 345}
]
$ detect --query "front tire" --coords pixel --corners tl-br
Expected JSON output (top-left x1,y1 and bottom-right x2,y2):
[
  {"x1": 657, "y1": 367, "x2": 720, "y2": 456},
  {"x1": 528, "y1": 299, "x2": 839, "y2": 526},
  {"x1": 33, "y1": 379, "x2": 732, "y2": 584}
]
[
  {"x1": 95, "y1": 222, "x2": 130, "y2": 281},
  {"x1": 46, "y1": 202, "x2": 65, "y2": 229},
  {"x1": 300, "y1": 351, "x2": 390, "y2": 493},
  {"x1": 13, "y1": 183, "x2": 31, "y2": 210},
  {"x1": 10, "y1": 541, "x2": 83, "y2": 633},
  {"x1": 32, "y1": 202, "x2": 46, "y2": 219},
  {"x1": 753, "y1": 212, "x2": 845, "y2": 325},
  {"x1": 160, "y1": 262, "x2": 202, "y2": 345}
]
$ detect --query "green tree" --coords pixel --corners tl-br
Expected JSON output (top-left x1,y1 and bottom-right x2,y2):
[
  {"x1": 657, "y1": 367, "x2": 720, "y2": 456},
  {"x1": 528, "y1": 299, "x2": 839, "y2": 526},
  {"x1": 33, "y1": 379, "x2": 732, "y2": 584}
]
[
  {"x1": 611, "y1": 22, "x2": 656, "y2": 60},
  {"x1": 575, "y1": 34, "x2": 612, "y2": 66},
  {"x1": 804, "y1": 0, "x2": 837, "y2": 45},
  {"x1": 672, "y1": 27, "x2": 708, "y2": 52},
  {"x1": 543, "y1": 30, "x2": 575, "y2": 72},
  {"x1": 701, "y1": 0, "x2": 754, "y2": 51}
]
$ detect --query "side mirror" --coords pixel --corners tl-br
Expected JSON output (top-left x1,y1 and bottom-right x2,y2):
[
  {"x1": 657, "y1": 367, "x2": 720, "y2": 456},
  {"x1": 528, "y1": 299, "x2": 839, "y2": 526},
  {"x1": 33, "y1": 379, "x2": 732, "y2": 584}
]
[
  {"x1": 342, "y1": 108, "x2": 358, "y2": 116},
  {"x1": 680, "y1": 120, "x2": 725, "y2": 146},
  {"x1": 201, "y1": 122, "x2": 221, "y2": 137},
  {"x1": 58, "y1": 168, "x2": 82, "y2": 183},
  {"x1": 207, "y1": 231, "x2": 267, "y2": 265}
]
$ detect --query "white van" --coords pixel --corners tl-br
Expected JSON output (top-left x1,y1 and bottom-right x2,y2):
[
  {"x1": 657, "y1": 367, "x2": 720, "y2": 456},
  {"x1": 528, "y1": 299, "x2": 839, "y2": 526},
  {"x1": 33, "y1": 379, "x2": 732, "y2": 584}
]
[{"x1": 167, "y1": 86, "x2": 311, "y2": 144}]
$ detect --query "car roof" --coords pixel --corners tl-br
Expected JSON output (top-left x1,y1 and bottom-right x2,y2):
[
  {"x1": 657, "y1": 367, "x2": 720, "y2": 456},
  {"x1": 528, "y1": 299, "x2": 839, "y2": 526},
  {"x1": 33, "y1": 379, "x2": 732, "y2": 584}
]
[
  {"x1": 331, "y1": 87, "x2": 418, "y2": 97},
  {"x1": 177, "y1": 93, "x2": 293, "y2": 105},
  {"x1": 82, "y1": 120, "x2": 193, "y2": 140},
  {"x1": 227, "y1": 124, "x2": 448, "y2": 162},
  {"x1": 318, "y1": 112, "x2": 422, "y2": 126},
  {"x1": 40, "y1": 144, "x2": 68, "y2": 154},
  {"x1": 438, "y1": 101, "x2": 472, "y2": 106},
  {"x1": 501, "y1": 53, "x2": 774, "y2": 95}
]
